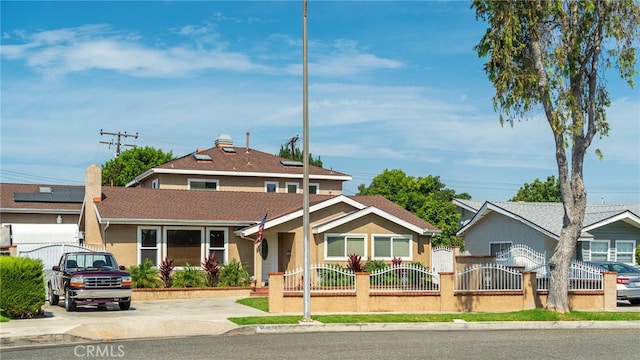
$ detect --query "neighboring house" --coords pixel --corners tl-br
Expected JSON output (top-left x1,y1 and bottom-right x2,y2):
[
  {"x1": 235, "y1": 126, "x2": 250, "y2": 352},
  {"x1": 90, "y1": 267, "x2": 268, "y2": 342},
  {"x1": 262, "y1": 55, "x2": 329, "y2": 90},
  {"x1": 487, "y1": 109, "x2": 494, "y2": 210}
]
[
  {"x1": 454, "y1": 199, "x2": 640, "y2": 266},
  {"x1": 77, "y1": 134, "x2": 441, "y2": 285}
]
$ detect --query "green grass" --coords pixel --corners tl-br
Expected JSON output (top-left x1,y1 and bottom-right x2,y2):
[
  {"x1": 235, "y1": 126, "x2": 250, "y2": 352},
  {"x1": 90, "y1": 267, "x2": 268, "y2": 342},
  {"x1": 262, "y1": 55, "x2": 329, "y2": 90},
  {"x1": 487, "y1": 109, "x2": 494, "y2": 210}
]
[
  {"x1": 231, "y1": 297, "x2": 640, "y2": 325},
  {"x1": 0, "y1": 309, "x2": 9, "y2": 322}
]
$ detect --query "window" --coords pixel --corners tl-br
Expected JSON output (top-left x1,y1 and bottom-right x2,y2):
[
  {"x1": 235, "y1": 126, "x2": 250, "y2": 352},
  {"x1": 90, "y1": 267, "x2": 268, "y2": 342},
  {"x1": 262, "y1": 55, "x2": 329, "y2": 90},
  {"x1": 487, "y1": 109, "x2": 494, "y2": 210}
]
[
  {"x1": 325, "y1": 234, "x2": 366, "y2": 260},
  {"x1": 490, "y1": 242, "x2": 512, "y2": 256},
  {"x1": 373, "y1": 235, "x2": 412, "y2": 260},
  {"x1": 308, "y1": 183, "x2": 319, "y2": 194},
  {"x1": 188, "y1": 179, "x2": 218, "y2": 191},
  {"x1": 615, "y1": 240, "x2": 635, "y2": 264},
  {"x1": 265, "y1": 181, "x2": 278, "y2": 193},
  {"x1": 207, "y1": 228, "x2": 227, "y2": 264},
  {"x1": 138, "y1": 227, "x2": 160, "y2": 266},
  {"x1": 286, "y1": 182, "x2": 299, "y2": 194},
  {"x1": 151, "y1": 179, "x2": 159, "y2": 189},
  {"x1": 590, "y1": 240, "x2": 609, "y2": 261},
  {"x1": 166, "y1": 228, "x2": 203, "y2": 267}
]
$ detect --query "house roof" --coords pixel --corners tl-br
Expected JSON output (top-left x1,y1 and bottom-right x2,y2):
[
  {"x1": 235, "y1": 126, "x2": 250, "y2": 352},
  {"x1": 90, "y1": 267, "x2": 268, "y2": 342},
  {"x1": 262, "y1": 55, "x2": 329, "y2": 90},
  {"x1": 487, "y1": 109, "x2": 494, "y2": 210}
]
[
  {"x1": 126, "y1": 146, "x2": 352, "y2": 187},
  {"x1": 455, "y1": 199, "x2": 640, "y2": 239},
  {"x1": 0, "y1": 183, "x2": 84, "y2": 215},
  {"x1": 94, "y1": 187, "x2": 439, "y2": 235}
]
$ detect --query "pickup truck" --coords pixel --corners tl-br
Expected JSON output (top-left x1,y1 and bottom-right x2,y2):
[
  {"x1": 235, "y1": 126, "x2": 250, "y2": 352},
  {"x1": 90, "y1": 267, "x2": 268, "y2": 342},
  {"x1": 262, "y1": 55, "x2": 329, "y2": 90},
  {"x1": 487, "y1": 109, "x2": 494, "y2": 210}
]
[{"x1": 48, "y1": 252, "x2": 132, "y2": 311}]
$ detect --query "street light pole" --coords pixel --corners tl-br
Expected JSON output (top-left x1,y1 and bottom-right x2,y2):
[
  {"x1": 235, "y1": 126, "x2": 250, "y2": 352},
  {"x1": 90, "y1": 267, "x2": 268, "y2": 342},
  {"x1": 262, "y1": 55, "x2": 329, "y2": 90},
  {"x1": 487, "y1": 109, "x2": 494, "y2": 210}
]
[{"x1": 302, "y1": 0, "x2": 311, "y2": 322}]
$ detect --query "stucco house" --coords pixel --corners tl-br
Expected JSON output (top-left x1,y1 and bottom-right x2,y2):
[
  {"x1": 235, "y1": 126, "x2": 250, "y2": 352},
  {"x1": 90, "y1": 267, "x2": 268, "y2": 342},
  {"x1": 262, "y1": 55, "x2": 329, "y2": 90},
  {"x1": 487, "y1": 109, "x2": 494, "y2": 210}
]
[
  {"x1": 77, "y1": 134, "x2": 441, "y2": 285},
  {"x1": 454, "y1": 199, "x2": 640, "y2": 266}
]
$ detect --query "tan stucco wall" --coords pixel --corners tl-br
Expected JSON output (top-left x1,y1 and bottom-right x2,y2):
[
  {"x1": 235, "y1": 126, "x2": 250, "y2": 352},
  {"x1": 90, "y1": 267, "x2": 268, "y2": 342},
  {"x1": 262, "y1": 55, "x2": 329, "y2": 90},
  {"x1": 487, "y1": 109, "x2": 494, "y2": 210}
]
[
  {"x1": 83, "y1": 165, "x2": 103, "y2": 248},
  {"x1": 0, "y1": 213, "x2": 80, "y2": 224},
  {"x1": 103, "y1": 224, "x2": 138, "y2": 267}
]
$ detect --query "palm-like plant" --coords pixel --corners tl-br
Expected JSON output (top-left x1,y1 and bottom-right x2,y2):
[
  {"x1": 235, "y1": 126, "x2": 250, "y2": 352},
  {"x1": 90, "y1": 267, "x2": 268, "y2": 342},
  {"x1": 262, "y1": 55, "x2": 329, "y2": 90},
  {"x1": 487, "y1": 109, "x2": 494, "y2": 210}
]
[{"x1": 129, "y1": 259, "x2": 161, "y2": 288}]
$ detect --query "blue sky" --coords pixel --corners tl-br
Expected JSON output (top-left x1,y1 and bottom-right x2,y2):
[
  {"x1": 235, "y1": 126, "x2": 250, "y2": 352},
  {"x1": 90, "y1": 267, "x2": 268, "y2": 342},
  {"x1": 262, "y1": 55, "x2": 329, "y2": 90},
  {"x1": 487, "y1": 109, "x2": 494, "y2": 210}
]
[{"x1": 1, "y1": 1, "x2": 638, "y2": 204}]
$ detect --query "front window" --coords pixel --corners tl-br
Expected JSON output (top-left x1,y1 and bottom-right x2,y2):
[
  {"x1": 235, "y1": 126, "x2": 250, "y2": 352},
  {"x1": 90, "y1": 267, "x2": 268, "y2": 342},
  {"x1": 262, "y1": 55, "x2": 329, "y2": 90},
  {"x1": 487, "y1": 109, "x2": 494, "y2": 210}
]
[
  {"x1": 207, "y1": 228, "x2": 227, "y2": 264},
  {"x1": 615, "y1": 240, "x2": 635, "y2": 264},
  {"x1": 325, "y1": 234, "x2": 366, "y2": 260},
  {"x1": 373, "y1": 235, "x2": 411, "y2": 260},
  {"x1": 590, "y1": 240, "x2": 610, "y2": 261},
  {"x1": 490, "y1": 242, "x2": 512, "y2": 256},
  {"x1": 166, "y1": 228, "x2": 203, "y2": 267},
  {"x1": 188, "y1": 179, "x2": 218, "y2": 191},
  {"x1": 139, "y1": 227, "x2": 160, "y2": 266}
]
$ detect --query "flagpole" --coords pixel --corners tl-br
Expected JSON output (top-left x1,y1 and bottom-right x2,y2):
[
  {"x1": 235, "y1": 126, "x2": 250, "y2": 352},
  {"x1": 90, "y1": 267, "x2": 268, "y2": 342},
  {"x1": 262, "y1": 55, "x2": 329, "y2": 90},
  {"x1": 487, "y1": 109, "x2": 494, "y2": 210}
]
[{"x1": 302, "y1": 0, "x2": 311, "y2": 322}]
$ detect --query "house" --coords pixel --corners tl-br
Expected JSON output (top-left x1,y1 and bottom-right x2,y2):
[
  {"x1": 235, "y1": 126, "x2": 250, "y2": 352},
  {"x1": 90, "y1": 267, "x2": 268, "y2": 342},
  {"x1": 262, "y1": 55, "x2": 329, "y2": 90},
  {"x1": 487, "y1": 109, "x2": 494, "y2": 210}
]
[
  {"x1": 454, "y1": 199, "x2": 640, "y2": 266},
  {"x1": 77, "y1": 134, "x2": 441, "y2": 285}
]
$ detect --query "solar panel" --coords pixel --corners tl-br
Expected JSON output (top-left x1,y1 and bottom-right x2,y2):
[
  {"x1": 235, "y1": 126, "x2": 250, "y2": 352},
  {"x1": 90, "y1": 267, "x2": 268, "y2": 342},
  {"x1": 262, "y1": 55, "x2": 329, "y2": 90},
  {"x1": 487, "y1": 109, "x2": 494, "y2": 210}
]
[
  {"x1": 193, "y1": 153, "x2": 212, "y2": 161},
  {"x1": 280, "y1": 160, "x2": 303, "y2": 167},
  {"x1": 222, "y1": 147, "x2": 237, "y2": 153}
]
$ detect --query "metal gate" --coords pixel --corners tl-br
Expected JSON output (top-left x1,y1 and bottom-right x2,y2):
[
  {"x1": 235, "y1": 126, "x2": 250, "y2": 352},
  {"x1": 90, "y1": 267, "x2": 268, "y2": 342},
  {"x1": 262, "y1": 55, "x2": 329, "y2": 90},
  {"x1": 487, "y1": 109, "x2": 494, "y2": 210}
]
[{"x1": 431, "y1": 246, "x2": 454, "y2": 273}]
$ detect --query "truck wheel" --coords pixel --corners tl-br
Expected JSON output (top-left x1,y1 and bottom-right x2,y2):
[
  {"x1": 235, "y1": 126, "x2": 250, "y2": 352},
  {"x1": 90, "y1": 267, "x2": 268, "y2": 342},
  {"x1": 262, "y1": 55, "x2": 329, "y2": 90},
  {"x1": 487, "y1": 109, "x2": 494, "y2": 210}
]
[
  {"x1": 48, "y1": 284, "x2": 59, "y2": 306},
  {"x1": 119, "y1": 300, "x2": 131, "y2": 310},
  {"x1": 64, "y1": 290, "x2": 76, "y2": 312}
]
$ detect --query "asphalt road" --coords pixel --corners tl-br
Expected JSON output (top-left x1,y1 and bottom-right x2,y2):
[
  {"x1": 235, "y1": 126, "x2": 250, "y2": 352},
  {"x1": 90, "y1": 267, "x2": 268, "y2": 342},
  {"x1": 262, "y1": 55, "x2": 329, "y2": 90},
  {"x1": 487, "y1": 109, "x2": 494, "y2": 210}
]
[{"x1": 4, "y1": 328, "x2": 640, "y2": 360}]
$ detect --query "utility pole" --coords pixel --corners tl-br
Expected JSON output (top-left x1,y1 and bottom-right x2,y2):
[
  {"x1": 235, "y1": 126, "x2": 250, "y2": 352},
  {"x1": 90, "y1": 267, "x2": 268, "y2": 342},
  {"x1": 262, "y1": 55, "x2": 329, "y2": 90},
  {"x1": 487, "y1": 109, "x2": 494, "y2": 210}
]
[
  {"x1": 286, "y1": 134, "x2": 299, "y2": 160},
  {"x1": 302, "y1": 0, "x2": 311, "y2": 323},
  {"x1": 100, "y1": 129, "x2": 138, "y2": 157}
]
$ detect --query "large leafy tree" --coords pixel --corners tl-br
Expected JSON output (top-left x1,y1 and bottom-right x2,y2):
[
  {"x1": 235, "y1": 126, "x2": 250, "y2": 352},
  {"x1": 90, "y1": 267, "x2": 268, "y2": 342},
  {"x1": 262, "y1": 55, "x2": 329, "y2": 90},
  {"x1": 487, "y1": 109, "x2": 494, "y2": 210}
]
[
  {"x1": 358, "y1": 169, "x2": 471, "y2": 247},
  {"x1": 473, "y1": 0, "x2": 638, "y2": 312},
  {"x1": 102, "y1": 146, "x2": 174, "y2": 186},
  {"x1": 511, "y1": 175, "x2": 562, "y2": 202}
]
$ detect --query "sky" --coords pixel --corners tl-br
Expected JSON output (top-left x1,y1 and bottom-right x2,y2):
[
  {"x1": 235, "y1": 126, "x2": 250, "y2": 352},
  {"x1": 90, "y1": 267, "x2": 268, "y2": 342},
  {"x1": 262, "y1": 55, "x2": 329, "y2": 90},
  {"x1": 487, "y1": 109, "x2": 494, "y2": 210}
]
[{"x1": 1, "y1": 1, "x2": 639, "y2": 204}]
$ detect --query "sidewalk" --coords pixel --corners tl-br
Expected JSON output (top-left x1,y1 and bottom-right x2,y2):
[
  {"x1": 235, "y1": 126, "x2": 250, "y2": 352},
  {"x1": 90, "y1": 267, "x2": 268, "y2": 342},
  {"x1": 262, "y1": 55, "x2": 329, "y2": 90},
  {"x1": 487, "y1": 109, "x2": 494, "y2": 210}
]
[{"x1": 2, "y1": 298, "x2": 639, "y2": 349}]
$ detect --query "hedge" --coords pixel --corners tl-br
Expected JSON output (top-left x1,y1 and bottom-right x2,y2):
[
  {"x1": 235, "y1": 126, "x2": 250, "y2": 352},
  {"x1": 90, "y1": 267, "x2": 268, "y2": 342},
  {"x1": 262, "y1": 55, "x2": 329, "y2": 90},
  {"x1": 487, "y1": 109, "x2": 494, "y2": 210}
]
[{"x1": 0, "y1": 256, "x2": 46, "y2": 319}]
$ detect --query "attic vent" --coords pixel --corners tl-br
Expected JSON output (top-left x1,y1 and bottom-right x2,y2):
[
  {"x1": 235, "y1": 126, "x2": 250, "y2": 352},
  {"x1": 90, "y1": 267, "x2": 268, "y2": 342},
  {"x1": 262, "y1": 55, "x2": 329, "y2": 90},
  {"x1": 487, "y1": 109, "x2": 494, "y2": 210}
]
[
  {"x1": 194, "y1": 154, "x2": 212, "y2": 161},
  {"x1": 39, "y1": 186, "x2": 52, "y2": 193},
  {"x1": 222, "y1": 147, "x2": 236, "y2": 154},
  {"x1": 280, "y1": 160, "x2": 303, "y2": 167}
]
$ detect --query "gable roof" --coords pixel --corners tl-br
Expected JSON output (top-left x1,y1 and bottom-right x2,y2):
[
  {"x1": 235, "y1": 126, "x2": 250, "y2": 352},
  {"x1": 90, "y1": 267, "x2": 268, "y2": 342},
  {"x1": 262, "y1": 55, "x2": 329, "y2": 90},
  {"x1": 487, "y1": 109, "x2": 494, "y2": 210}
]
[
  {"x1": 126, "y1": 146, "x2": 351, "y2": 187},
  {"x1": 0, "y1": 183, "x2": 84, "y2": 215},
  {"x1": 455, "y1": 200, "x2": 640, "y2": 239},
  {"x1": 93, "y1": 188, "x2": 439, "y2": 236}
]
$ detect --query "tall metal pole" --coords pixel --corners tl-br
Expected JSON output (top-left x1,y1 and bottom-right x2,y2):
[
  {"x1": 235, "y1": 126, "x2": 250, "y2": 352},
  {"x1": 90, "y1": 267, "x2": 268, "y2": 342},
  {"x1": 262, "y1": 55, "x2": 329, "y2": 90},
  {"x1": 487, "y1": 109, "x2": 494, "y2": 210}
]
[{"x1": 302, "y1": 0, "x2": 311, "y2": 322}]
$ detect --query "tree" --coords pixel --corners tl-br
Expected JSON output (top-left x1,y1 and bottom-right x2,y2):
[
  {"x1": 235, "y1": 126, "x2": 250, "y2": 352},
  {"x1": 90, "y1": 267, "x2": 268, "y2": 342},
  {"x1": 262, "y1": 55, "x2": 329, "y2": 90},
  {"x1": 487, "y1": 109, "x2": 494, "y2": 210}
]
[
  {"x1": 102, "y1": 146, "x2": 174, "y2": 186},
  {"x1": 358, "y1": 169, "x2": 471, "y2": 247},
  {"x1": 277, "y1": 144, "x2": 323, "y2": 167},
  {"x1": 473, "y1": 1, "x2": 639, "y2": 312},
  {"x1": 511, "y1": 176, "x2": 562, "y2": 202}
]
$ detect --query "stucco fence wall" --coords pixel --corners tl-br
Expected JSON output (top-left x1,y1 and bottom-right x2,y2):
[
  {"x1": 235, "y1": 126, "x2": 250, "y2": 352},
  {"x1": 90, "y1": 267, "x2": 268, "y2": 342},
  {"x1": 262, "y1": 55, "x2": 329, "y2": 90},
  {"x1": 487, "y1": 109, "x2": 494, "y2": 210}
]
[
  {"x1": 132, "y1": 287, "x2": 252, "y2": 301},
  {"x1": 268, "y1": 271, "x2": 618, "y2": 313}
]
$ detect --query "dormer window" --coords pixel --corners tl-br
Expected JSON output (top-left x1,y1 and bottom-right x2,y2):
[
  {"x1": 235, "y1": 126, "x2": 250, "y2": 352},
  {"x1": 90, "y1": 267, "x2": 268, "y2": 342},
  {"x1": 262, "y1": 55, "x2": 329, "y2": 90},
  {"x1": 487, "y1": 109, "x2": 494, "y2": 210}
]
[
  {"x1": 265, "y1": 181, "x2": 278, "y2": 193},
  {"x1": 189, "y1": 179, "x2": 219, "y2": 191}
]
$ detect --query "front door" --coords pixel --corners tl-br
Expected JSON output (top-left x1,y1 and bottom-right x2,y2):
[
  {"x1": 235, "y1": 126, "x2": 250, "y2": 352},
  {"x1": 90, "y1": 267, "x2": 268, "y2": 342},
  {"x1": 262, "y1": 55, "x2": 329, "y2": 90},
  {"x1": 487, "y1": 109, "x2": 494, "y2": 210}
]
[{"x1": 260, "y1": 237, "x2": 277, "y2": 285}]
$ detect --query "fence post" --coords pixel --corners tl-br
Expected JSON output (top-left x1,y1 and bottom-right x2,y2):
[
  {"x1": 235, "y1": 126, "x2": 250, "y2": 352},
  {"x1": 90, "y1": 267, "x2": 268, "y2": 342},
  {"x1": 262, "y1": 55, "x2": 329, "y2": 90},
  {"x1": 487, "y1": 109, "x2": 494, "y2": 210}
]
[
  {"x1": 268, "y1": 272, "x2": 284, "y2": 314},
  {"x1": 602, "y1": 271, "x2": 617, "y2": 311},
  {"x1": 356, "y1": 272, "x2": 370, "y2": 312},
  {"x1": 439, "y1": 272, "x2": 455, "y2": 312},
  {"x1": 522, "y1": 272, "x2": 537, "y2": 310}
]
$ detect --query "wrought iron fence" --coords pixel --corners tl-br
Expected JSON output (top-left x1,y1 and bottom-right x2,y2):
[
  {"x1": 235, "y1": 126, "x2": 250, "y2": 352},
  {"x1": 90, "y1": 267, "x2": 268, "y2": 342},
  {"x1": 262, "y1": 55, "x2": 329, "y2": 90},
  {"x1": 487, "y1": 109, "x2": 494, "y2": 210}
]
[
  {"x1": 455, "y1": 263, "x2": 523, "y2": 291},
  {"x1": 533, "y1": 261, "x2": 603, "y2": 291},
  {"x1": 370, "y1": 263, "x2": 439, "y2": 292},
  {"x1": 283, "y1": 264, "x2": 356, "y2": 293}
]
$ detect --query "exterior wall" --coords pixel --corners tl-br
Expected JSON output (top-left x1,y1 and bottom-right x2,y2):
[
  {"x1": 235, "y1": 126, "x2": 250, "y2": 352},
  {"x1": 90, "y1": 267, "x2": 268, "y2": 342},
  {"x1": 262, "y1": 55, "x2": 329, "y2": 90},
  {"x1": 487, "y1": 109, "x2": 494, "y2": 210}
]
[
  {"x1": 0, "y1": 213, "x2": 80, "y2": 224},
  {"x1": 588, "y1": 221, "x2": 639, "y2": 264},
  {"x1": 103, "y1": 224, "x2": 138, "y2": 267},
  {"x1": 269, "y1": 272, "x2": 617, "y2": 313},
  {"x1": 463, "y1": 212, "x2": 549, "y2": 257},
  {"x1": 132, "y1": 287, "x2": 251, "y2": 301},
  {"x1": 143, "y1": 173, "x2": 343, "y2": 195}
]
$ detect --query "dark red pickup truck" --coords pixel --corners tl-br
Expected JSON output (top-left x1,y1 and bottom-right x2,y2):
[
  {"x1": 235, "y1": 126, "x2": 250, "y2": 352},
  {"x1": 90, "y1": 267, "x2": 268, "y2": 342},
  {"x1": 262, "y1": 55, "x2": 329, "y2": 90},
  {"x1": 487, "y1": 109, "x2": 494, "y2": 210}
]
[{"x1": 48, "y1": 252, "x2": 132, "y2": 311}]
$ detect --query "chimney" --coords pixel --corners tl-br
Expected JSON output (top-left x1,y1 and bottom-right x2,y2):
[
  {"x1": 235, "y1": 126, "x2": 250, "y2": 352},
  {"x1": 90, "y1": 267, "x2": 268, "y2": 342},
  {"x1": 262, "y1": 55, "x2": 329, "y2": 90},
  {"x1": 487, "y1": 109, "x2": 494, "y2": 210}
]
[
  {"x1": 215, "y1": 134, "x2": 233, "y2": 148},
  {"x1": 245, "y1": 132, "x2": 250, "y2": 152}
]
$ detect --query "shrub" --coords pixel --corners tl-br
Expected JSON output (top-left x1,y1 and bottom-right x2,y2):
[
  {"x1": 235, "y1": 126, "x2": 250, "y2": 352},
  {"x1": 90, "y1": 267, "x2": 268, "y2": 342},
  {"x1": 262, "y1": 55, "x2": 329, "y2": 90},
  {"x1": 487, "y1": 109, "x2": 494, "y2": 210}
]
[
  {"x1": 364, "y1": 260, "x2": 387, "y2": 273},
  {"x1": 159, "y1": 257, "x2": 175, "y2": 288},
  {"x1": 217, "y1": 259, "x2": 250, "y2": 287},
  {"x1": 202, "y1": 252, "x2": 220, "y2": 287},
  {"x1": 0, "y1": 257, "x2": 45, "y2": 319},
  {"x1": 129, "y1": 259, "x2": 161, "y2": 288},
  {"x1": 172, "y1": 264, "x2": 207, "y2": 288}
]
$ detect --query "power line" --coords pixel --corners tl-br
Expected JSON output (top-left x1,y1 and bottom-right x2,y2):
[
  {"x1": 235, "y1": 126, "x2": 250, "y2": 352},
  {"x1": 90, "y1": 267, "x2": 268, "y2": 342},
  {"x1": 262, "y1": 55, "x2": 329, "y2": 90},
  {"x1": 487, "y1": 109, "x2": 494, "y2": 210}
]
[{"x1": 100, "y1": 129, "x2": 138, "y2": 157}]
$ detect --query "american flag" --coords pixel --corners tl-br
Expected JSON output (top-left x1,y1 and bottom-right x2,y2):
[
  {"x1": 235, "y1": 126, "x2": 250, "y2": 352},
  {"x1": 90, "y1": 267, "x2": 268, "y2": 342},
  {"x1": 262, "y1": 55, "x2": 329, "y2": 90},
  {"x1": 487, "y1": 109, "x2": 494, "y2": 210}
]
[{"x1": 256, "y1": 211, "x2": 268, "y2": 244}]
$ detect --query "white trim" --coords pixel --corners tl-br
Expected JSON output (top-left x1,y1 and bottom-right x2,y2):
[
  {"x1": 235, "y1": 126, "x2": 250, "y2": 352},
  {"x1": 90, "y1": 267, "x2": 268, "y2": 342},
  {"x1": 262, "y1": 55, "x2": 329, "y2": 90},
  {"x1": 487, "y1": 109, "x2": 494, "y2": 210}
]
[
  {"x1": 313, "y1": 206, "x2": 439, "y2": 235},
  {"x1": 127, "y1": 168, "x2": 352, "y2": 187},
  {"x1": 583, "y1": 211, "x2": 640, "y2": 232},
  {"x1": 188, "y1": 178, "x2": 219, "y2": 191},
  {"x1": 137, "y1": 226, "x2": 161, "y2": 266},
  {"x1": 324, "y1": 233, "x2": 368, "y2": 261},
  {"x1": 372, "y1": 234, "x2": 413, "y2": 260},
  {"x1": 308, "y1": 183, "x2": 319, "y2": 194},
  {"x1": 264, "y1": 181, "x2": 278, "y2": 193},
  {"x1": 615, "y1": 239, "x2": 636, "y2": 264},
  {"x1": 285, "y1": 182, "x2": 299, "y2": 194},
  {"x1": 589, "y1": 240, "x2": 610, "y2": 261},
  {"x1": 456, "y1": 202, "x2": 558, "y2": 239},
  {"x1": 205, "y1": 227, "x2": 228, "y2": 264},
  {"x1": 151, "y1": 179, "x2": 159, "y2": 189}
]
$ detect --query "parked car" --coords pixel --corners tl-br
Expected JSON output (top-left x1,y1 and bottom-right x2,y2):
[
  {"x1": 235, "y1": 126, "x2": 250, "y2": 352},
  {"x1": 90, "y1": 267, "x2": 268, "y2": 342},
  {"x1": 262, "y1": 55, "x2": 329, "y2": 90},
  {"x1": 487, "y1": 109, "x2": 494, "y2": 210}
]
[
  {"x1": 587, "y1": 261, "x2": 640, "y2": 305},
  {"x1": 48, "y1": 252, "x2": 132, "y2": 311}
]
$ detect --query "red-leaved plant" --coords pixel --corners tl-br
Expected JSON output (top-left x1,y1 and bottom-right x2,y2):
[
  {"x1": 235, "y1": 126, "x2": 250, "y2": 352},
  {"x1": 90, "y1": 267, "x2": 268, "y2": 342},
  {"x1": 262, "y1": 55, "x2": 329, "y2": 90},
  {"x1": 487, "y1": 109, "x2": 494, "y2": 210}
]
[
  {"x1": 159, "y1": 257, "x2": 175, "y2": 288},
  {"x1": 346, "y1": 253, "x2": 364, "y2": 272},
  {"x1": 392, "y1": 257, "x2": 403, "y2": 267},
  {"x1": 202, "y1": 252, "x2": 220, "y2": 287}
]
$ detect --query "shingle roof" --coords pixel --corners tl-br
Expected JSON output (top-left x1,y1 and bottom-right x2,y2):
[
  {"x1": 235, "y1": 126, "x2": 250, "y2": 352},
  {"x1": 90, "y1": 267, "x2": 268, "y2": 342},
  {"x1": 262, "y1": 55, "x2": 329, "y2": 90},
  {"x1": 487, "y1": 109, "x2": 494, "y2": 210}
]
[
  {"x1": 94, "y1": 187, "x2": 437, "y2": 232},
  {"x1": 0, "y1": 183, "x2": 84, "y2": 213},
  {"x1": 455, "y1": 199, "x2": 640, "y2": 237},
  {"x1": 129, "y1": 146, "x2": 351, "y2": 186}
]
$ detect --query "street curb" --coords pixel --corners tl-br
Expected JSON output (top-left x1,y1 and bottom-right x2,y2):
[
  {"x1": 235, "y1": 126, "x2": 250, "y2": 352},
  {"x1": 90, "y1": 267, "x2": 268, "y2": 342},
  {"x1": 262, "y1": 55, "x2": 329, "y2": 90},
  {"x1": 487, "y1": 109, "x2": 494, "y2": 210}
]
[{"x1": 0, "y1": 333, "x2": 91, "y2": 349}]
